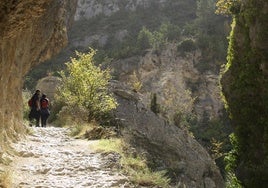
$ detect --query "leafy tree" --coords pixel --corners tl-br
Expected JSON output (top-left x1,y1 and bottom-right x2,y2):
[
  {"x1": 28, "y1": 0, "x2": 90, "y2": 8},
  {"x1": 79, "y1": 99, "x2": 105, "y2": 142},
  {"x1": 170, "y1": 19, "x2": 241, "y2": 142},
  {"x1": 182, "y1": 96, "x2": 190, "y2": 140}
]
[
  {"x1": 177, "y1": 39, "x2": 197, "y2": 52},
  {"x1": 57, "y1": 49, "x2": 117, "y2": 122},
  {"x1": 137, "y1": 27, "x2": 153, "y2": 51},
  {"x1": 160, "y1": 22, "x2": 181, "y2": 41},
  {"x1": 193, "y1": 0, "x2": 229, "y2": 72},
  {"x1": 216, "y1": 0, "x2": 241, "y2": 15}
]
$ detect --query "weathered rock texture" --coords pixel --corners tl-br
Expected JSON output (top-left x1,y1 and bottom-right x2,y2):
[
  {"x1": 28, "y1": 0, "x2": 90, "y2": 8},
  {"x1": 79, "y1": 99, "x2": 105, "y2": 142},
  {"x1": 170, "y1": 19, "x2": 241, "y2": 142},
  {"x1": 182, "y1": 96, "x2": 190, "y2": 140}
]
[
  {"x1": 111, "y1": 81, "x2": 224, "y2": 188},
  {"x1": 112, "y1": 44, "x2": 223, "y2": 120},
  {"x1": 221, "y1": 0, "x2": 268, "y2": 187},
  {"x1": 0, "y1": 1, "x2": 77, "y2": 144}
]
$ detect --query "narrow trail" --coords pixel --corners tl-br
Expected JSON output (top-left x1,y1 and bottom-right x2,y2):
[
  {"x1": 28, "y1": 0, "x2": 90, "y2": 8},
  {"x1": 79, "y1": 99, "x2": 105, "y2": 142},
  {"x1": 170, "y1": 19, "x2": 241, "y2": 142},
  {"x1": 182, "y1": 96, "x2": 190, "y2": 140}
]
[{"x1": 10, "y1": 127, "x2": 132, "y2": 188}]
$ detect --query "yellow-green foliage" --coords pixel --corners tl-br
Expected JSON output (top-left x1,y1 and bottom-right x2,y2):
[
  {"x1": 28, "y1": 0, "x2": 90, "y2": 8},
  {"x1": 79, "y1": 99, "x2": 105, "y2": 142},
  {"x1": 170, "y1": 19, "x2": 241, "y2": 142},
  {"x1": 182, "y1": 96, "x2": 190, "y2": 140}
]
[
  {"x1": 128, "y1": 71, "x2": 142, "y2": 92},
  {"x1": 56, "y1": 49, "x2": 117, "y2": 122},
  {"x1": 216, "y1": 0, "x2": 241, "y2": 15},
  {"x1": 92, "y1": 138, "x2": 170, "y2": 187},
  {"x1": 69, "y1": 123, "x2": 84, "y2": 137},
  {"x1": 22, "y1": 90, "x2": 32, "y2": 120},
  {"x1": 93, "y1": 138, "x2": 123, "y2": 154}
]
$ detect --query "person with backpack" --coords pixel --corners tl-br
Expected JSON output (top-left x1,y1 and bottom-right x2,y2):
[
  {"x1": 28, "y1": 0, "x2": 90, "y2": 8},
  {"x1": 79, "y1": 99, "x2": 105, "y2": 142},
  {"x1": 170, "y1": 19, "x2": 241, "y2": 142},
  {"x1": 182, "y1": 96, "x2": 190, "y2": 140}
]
[
  {"x1": 28, "y1": 89, "x2": 41, "y2": 127},
  {"x1": 40, "y1": 94, "x2": 50, "y2": 127}
]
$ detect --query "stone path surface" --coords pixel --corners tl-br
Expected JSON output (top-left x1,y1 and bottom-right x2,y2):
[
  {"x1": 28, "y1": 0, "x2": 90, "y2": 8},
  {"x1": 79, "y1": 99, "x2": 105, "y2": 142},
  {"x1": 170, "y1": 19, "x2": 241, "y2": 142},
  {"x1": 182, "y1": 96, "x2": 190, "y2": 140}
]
[{"x1": 10, "y1": 127, "x2": 132, "y2": 188}]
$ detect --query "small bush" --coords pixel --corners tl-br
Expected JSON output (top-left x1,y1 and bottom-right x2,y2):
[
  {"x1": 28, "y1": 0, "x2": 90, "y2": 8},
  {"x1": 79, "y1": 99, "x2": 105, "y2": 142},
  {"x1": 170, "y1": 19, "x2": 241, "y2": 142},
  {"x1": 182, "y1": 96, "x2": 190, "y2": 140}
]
[
  {"x1": 92, "y1": 138, "x2": 170, "y2": 187},
  {"x1": 56, "y1": 49, "x2": 117, "y2": 124},
  {"x1": 69, "y1": 124, "x2": 84, "y2": 137},
  {"x1": 177, "y1": 39, "x2": 197, "y2": 52},
  {"x1": 150, "y1": 93, "x2": 160, "y2": 114},
  {"x1": 22, "y1": 90, "x2": 32, "y2": 120}
]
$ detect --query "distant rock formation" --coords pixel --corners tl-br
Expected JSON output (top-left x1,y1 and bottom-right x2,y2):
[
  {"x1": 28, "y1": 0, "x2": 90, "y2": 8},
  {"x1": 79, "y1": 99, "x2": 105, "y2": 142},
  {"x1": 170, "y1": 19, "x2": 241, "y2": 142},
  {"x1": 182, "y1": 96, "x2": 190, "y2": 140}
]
[
  {"x1": 75, "y1": 0, "x2": 168, "y2": 20},
  {"x1": 111, "y1": 45, "x2": 223, "y2": 120},
  {"x1": 36, "y1": 76, "x2": 61, "y2": 101},
  {"x1": 111, "y1": 81, "x2": 224, "y2": 187},
  {"x1": 0, "y1": 0, "x2": 77, "y2": 143}
]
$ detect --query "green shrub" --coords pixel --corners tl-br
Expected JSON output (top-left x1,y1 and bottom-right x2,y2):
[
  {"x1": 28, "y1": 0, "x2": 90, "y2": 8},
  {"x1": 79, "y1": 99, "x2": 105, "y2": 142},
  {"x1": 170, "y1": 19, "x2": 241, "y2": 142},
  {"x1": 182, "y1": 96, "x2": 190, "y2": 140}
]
[
  {"x1": 56, "y1": 49, "x2": 117, "y2": 124},
  {"x1": 137, "y1": 27, "x2": 153, "y2": 51},
  {"x1": 150, "y1": 93, "x2": 160, "y2": 114},
  {"x1": 92, "y1": 138, "x2": 170, "y2": 187},
  {"x1": 224, "y1": 134, "x2": 242, "y2": 188},
  {"x1": 22, "y1": 90, "x2": 32, "y2": 120},
  {"x1": 177, "y1": 39, "x2": 197, "y2": 52}
]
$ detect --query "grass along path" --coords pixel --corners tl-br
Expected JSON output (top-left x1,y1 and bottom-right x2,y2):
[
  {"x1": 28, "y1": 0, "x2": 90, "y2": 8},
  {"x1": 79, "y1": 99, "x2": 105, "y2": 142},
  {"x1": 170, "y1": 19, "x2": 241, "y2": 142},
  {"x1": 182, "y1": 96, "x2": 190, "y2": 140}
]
[{"x1": 9, "y1": 127, "x2": 132, "y2": 188}]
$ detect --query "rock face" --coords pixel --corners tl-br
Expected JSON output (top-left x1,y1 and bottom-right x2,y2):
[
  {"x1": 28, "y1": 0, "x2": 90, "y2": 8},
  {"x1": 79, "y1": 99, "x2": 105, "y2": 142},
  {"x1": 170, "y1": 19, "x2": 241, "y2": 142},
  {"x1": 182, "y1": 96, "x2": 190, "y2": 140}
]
[
  {"x1": 0, "y1": 1, "x2": 77, "y2": 142},
  {"x1": 75, "y1": 0, "x2": 167, "y2": 21},
  {"x1": 112, "y1": 44, "x2": 223, "y2": 120},
  {"x1": 36, "y1": 76, "x2": 61, "y2": 101},
  {"x1": 111, "y1": 81, "x2": 224, "y2": 188}
]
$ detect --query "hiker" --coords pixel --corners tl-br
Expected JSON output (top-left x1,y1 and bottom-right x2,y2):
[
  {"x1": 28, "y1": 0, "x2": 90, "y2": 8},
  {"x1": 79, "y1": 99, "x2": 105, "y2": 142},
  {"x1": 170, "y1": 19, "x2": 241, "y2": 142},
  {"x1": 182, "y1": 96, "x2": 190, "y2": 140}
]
[
  {"x1": 40, "y1": 94, "x2": 50, "y2": 127},
  {"x1": 28, "y1": 89, "x2": 41, "y2": 127}
]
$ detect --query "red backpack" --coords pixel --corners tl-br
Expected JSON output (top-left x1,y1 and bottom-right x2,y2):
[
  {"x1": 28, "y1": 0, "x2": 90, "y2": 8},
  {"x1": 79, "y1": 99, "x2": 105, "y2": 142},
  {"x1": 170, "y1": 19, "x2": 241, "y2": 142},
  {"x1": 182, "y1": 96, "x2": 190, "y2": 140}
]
[
  {"x1": 41, "y1": 98, "x2": 49, "y2": 109},
  {"x1": 28, "y1": 98, "x2": 33, "y2": 107}
]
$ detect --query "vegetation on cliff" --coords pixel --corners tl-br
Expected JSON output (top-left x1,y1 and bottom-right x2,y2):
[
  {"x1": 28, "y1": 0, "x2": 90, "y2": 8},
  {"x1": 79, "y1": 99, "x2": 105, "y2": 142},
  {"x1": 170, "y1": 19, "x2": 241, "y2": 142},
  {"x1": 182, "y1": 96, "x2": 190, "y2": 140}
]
[
  {"x1": 220, "y1": 0, "x2": 268, "y2": 187},
  {"x1": 24, "y1": 0, "x2": 229, "y2": 88}
]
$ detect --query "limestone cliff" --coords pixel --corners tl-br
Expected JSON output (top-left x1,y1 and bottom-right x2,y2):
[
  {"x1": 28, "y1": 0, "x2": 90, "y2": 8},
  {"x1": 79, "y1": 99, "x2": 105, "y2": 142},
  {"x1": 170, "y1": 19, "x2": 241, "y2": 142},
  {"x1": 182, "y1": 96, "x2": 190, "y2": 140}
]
[
  {"x1": 0, "y1": 0, "x2": 77, "y2": 145},
  {"x1": 112, "y1": 44, "x2": 223, "y2": 121}
]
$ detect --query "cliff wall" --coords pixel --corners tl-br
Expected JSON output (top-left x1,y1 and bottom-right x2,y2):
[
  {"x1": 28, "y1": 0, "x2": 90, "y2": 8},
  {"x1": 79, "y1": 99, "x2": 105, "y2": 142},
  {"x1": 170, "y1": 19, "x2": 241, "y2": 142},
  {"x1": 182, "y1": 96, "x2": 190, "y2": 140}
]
[
  {"x1": 112, "y1": 44, "x2": 223, "y2": 120},
  {"x1": 0, "y1": 0, "x2": 77, "y2": 146},
  {"x1": 221, "y1": 0, "x2": 268, "y2": 186}
]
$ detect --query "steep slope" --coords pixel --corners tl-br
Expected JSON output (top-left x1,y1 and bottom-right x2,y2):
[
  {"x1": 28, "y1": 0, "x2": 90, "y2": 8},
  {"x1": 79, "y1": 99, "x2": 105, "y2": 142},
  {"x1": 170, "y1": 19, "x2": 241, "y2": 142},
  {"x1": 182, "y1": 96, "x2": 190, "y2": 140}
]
[
  {"x1": 111, "y1": 81, "x2": 225, "y2": 187},
  {"x1": 111, "y1": 44, "x2": 223, "y2": 120}
]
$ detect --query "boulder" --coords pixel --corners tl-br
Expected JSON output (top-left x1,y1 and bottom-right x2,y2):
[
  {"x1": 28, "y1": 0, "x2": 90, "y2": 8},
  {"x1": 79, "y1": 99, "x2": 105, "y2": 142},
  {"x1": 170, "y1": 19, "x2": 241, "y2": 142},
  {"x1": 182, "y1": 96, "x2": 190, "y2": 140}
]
[{"x1": 111, "y1": 81, "x2": 224, "y2": 188}]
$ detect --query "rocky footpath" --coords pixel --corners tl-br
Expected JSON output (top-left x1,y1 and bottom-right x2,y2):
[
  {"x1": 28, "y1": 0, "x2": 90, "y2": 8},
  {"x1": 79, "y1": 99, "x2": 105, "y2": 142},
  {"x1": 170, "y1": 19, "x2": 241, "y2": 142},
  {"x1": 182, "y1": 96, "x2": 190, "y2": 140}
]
[{"x1": 10, "y1": 127, "x2": 131, "y2": 188}]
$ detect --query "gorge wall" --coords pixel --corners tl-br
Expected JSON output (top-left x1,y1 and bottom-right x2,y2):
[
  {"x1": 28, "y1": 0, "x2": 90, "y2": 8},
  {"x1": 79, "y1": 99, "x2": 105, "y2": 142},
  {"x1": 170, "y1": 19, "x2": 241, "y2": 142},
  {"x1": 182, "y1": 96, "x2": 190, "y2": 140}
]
[
  {"x1": 111, "y1": 44, "x2": 222, "y2": 121},
  {"x1": 221, "y1": 0, "x2": 268, "y2": 186},
  {"x1": 71, "y1": 0, "x2": 223, "y2": 121},
  {"x1": 0, "y1": 0, "x2": 77, "y2": 147}
]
